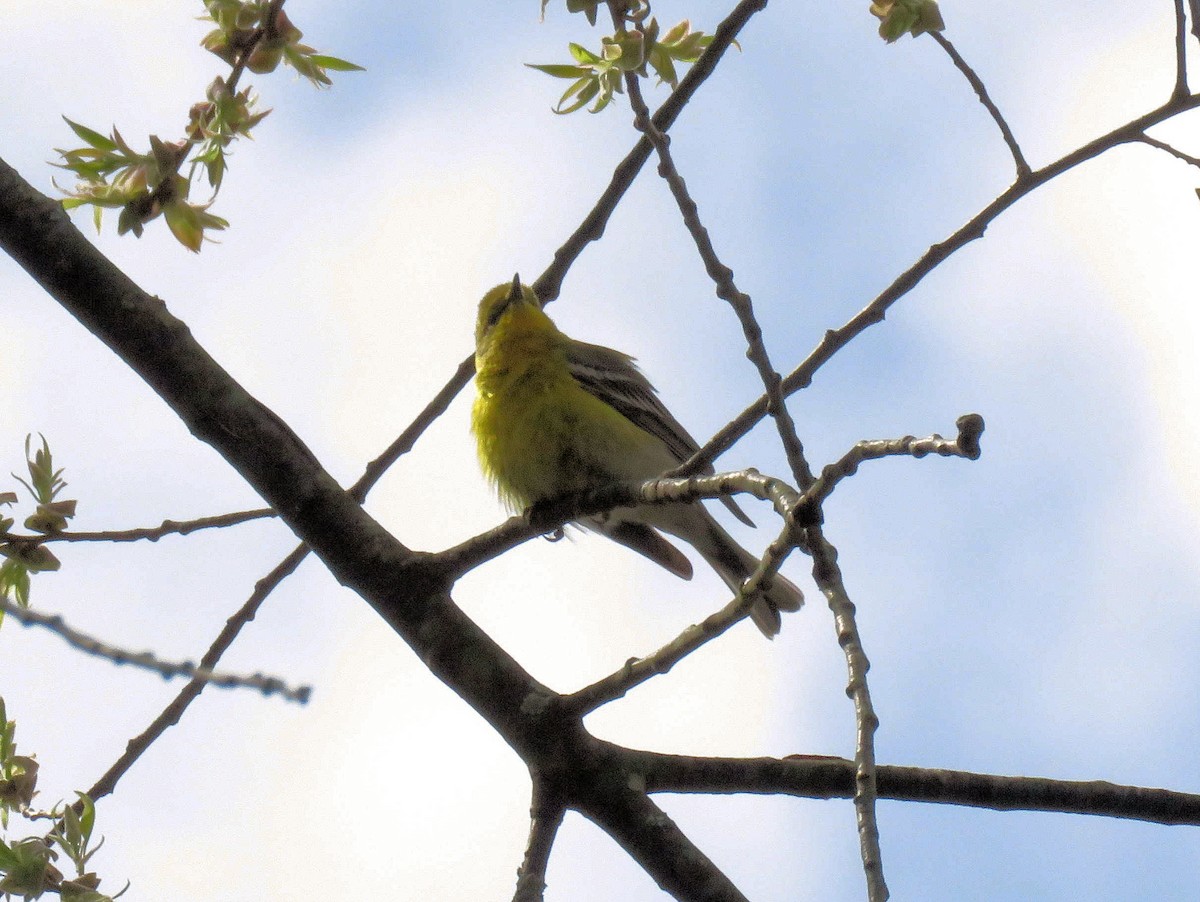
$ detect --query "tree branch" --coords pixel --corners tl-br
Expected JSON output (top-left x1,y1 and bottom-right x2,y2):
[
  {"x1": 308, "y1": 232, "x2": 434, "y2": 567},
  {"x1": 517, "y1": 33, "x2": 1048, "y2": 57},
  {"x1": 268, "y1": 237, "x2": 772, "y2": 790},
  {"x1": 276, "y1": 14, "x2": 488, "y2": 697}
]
[
  {"x1": 632, "y1": 752, "x2": 1200, "y2": 825},
  {"x1": 85, "y1": 542, "x2": 311, "y2": 801},
  {"x1": 1136, "y1": 132, "x2": 1200, "y2": 169},
  {"x1": 0, "y1": 597, "x2": 309, "y2": 703},
  {"x1": 621, "y1": 72, "x2": 814, "y2": 495},
  {"x1": 513, "y1": 783, "x2": 566, "y2": 902},
  {"x1": 931, "y1": 31, "x2": 1031, "y2": 179},
  {"x1": 682, "y1": 92, "x2": 1200, "y2": 476},
  {"x1": 1174, "y1": 0, "x2": 1190, "y2": 100},
  {"x1": 21, "y1": 507, "x2": 275, "y2": 543},
  {"x1": 1, "y1": 148, "x2": 759, "y2": 902}
]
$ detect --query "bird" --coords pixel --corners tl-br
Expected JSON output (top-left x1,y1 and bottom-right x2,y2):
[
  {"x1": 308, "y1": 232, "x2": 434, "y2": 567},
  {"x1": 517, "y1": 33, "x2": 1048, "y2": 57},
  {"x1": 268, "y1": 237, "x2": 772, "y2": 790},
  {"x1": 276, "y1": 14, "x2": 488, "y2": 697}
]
[{"x1": 471, "y1": 275, "x2": 803, "y2": 637}]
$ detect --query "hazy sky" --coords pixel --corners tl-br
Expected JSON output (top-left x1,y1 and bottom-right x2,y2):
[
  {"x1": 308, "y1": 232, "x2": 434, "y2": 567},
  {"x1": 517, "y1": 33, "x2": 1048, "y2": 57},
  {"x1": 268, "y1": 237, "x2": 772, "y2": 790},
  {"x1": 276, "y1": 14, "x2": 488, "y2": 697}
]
[{"x1": 3, "y1": 2, "x2": 1199, "y2": 900}]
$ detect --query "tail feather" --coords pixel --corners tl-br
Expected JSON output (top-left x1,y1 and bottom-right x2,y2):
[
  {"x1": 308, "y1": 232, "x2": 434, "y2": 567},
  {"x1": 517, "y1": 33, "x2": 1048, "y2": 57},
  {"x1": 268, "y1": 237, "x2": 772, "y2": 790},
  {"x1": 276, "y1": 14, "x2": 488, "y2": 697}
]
[{"x1": 643, "y1": 504, "x2": 804, "y2": 639}]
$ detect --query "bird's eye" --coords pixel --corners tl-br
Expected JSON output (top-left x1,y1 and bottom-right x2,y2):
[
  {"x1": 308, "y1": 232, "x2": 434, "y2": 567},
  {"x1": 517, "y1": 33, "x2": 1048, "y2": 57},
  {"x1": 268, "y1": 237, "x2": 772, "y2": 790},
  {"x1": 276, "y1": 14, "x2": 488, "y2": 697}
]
[{"x1": 486, "y1": 302, "x2": 506, "y2": 328}]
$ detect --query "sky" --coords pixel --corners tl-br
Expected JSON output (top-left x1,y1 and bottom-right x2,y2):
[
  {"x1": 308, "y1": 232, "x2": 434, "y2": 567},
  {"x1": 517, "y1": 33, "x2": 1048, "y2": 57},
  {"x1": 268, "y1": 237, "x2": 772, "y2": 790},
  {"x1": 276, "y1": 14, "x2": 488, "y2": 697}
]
[{"x1": 3, "y1": 1, "x2": 1200, "y2": 900}]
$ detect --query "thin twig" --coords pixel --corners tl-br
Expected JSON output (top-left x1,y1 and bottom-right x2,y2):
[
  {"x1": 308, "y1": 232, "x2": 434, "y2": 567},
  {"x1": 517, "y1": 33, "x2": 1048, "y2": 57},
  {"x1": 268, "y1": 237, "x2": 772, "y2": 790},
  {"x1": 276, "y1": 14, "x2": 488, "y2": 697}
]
[
  {"x1": 437, "y1": 468, "x2": 798, "y2": 584},
  {"x1": 740, "y1": 415, "x2": 985, "y2": 614},
  {"x1": 0, "y1": 596, "x2": 309, "y2": 703},
  {"x1": 931, "y1": 32, "x2": 1031, "y2": 179},
  {"x1": 680, "y1": 92, "x2": 1200, "y2": 477},
  {"x1": 810, "y1": 414, "x2": 984, "y2": 506},
  {"x1": 534, "y1": 0, "x2": 769, "y2": 306},
  {"x1": 512, "y1": 783, "x2": 566, "y2": 902},
  {"x1": 1174, "y1": 0, "x2": 1190, "y2": 100},
  {"x1": 808, "y1": 525, "x2": 887, "y2": 901},
  {"x1": 1136, "y1": 132, "x2": 1200, "y2": 169},
  {"x1": 621, "y1": 72, "x2": 815, "y2": 491},
  {"x1": 85, "y1": 543, "x2": 310, "y2": 801},
  {"x1": 24, "y1": 508, "x2": 275, "y2": 543},
  {"x1": 1191, "y1": 0, "x2": 1200, "y2": 44}
]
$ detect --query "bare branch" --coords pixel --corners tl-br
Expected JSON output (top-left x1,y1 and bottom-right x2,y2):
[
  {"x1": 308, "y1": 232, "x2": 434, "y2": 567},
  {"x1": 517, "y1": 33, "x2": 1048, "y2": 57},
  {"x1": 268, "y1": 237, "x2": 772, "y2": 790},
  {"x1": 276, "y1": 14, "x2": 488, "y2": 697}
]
[
  {"x1": 85, "y1": 543, "x2": 311, "y2": 801},
  {"x1": 1175, "y1": 0, "x2": 1190, "y2": 100},
  {"x1": 684, "y1": 92, "x2": 1200, "y2": 476},
  {"x1": 513, "y1": 783, "x2": 566, "y2": 902},
  {"x1": 31, "y1": 507, "x2": 275, "y2": 543},
  {"x1": 807, "y1": 526, "x2": 886, "y2": 901},
  {"x1": 1136, "y1": 132, "x2": 1200, "y2": 169},
  {"x1": 621, "y1": 72, "x2": 815, "y2": 491},
  {"x1": 811, "y1": 414, "x2": 985, "y2": 506},
  {"x1": 931, "y1": 32, "x2": 1032, "y2": 179},
  {"x1": 436, "y1": 468, "x2": 800, "y2": 584},
  {"x1": 533, "y1": 0, "x2": 769, "y2": 306},
  {"x1": 632, "y1": 752, "x2": 1200, "y2": 826},
  {"x1": 0, "y1": 596, "x2": 310, "y2": 703},
  {"x1": 577, "y1": 762, "x2": 751, "y2": 902}
]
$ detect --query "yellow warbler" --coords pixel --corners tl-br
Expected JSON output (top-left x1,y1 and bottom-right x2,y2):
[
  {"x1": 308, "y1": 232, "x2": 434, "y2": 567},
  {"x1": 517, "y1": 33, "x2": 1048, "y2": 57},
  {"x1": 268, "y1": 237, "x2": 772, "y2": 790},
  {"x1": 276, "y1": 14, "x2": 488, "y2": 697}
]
[{"x1": 472, "y1": 276, "x2": 803, "y2": 637}]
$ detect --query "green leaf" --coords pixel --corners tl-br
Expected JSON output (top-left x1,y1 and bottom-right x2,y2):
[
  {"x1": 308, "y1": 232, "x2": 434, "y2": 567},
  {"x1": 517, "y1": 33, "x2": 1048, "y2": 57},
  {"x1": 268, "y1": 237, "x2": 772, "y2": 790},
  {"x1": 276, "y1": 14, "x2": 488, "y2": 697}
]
[
  {"x1": 555, "y1": 77, "x2": 600, "y2": 115},
  {"x1": 568, "y1": 42, "x2": 602, "y2": 65},
  {"x1": 163, "y1": 201, "x2": 203, "y2": 252},
  {"x1": 526, "y1": 63, "x2": 590, "y2": 79},
  {"x1": 307, "y1": 54, "x2": 365, "y2": 72},
  {"x1": 648, "y1": 46, "x2": 678, "y2": 88},
  {"x1": 565, "y1": 0, "x2": 601, "y2": 25},
  {"x1": 62, "y1": 118, "x2": 117, "y2": 152},
  {"x1": 77, "y1": 793, "x2": 96, "y2": 842}
]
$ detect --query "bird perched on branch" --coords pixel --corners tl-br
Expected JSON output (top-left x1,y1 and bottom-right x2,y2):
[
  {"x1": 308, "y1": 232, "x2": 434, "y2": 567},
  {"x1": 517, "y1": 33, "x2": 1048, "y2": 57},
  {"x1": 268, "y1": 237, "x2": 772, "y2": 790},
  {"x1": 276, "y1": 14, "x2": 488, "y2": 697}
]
[{"x1": 471, "y1": 275, "x2": 803, "y2": 637}]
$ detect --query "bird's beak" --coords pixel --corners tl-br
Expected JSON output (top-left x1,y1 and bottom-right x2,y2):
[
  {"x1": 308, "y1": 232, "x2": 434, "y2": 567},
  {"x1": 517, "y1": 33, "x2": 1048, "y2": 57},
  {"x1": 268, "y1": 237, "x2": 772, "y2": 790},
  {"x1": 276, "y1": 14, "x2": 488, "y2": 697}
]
[{"x1": 507, "y1": 273, "x2": 523, "y2": 305}]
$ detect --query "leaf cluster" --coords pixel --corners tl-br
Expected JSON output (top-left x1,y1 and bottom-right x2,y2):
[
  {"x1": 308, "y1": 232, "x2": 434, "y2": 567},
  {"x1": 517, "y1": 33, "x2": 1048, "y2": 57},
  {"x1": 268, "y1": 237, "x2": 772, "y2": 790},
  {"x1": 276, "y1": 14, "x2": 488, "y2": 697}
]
[
  {"x1": 0, "y1": 438, "x2": 77, "y2": 611},
  {"x1": 200, "y1": 2, "x2": 363, "y2": 87},
  {"x1": 54, "y1": 0, "x2": 361, "y2": 251},
  {"x1": 869, "y1": 0, "x2": 944, "y2": 42},
  {"x1": 56, "y1": 121, "x2": 230, "y2": 253},
  {"x1": 0, "y1": 701, "x2": 124, "y2": 902},
  {"x1": 529, "y1": 11, "x2": 713, "y2": 114}
]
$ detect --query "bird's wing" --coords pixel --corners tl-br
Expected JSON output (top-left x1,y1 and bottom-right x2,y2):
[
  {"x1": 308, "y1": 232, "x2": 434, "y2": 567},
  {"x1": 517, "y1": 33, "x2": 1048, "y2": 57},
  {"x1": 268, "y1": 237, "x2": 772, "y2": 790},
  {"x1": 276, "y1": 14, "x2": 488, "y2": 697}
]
[
  {"x1": 566, "y1": 339, "x2": 699, "y2": 462},
  {"x1": 565, "y1": 339, "x2": 755, "y2": 527}
]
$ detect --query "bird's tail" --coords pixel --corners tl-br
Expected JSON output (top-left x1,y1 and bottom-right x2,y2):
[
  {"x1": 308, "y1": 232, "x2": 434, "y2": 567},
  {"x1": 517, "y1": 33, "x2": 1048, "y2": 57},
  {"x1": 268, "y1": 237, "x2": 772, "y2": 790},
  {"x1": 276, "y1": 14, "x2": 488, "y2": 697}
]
[{"x1": 650, "y1": 505, "x2": 804, "y2": 638}]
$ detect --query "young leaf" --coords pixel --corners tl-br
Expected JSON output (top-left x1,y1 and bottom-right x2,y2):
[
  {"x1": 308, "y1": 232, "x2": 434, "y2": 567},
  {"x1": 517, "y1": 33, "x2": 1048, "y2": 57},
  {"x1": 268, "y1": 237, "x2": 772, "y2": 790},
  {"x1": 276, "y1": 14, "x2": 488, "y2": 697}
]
[{"x1": 307, "y1": 54, "x2": 365, "y2": 72}]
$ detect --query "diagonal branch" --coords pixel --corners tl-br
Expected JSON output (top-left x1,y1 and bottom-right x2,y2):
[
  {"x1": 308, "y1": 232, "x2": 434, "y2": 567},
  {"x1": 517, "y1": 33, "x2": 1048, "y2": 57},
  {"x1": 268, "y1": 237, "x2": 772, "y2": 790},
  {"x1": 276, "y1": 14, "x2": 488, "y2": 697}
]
[
  {"x1": 1136, "y1": 132, "x2": 1200, "y2": 169},
  {"x1": 682, "y1": 91, "x2": 1200, "y2": 477},
  {"x1": 534, "y1": 0, "x2": 769, "y2": 306},
  {"x1": 620, "y1": 71, "x2": 814, "y2": 491},
  {"x1": 931, "y1": 31, "x2": 1031, "y2": 178},
  {"x1": 576, "y1": 753, "x2": 751, "y2": 902},
  {"x1": 85, "y1": 542, "x2": 311, "y2": 801},
  {"x1": 0, "y1": 596, "x2": 310, "y2": 703}
]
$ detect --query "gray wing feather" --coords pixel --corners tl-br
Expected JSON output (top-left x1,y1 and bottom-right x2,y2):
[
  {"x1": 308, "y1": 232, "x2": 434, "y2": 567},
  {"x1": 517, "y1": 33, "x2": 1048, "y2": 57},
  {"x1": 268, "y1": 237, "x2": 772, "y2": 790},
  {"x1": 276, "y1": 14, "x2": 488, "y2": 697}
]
[{"x1": 565, "y1": 340, "x2": 755, "y2": 527}]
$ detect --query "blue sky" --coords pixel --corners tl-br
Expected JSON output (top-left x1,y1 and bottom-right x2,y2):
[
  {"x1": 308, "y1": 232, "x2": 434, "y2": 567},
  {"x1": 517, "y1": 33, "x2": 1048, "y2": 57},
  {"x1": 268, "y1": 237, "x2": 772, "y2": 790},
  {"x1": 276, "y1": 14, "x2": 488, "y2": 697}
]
[{"x1": 3, "y1": 2, "x2": 1200, "y2": 899}]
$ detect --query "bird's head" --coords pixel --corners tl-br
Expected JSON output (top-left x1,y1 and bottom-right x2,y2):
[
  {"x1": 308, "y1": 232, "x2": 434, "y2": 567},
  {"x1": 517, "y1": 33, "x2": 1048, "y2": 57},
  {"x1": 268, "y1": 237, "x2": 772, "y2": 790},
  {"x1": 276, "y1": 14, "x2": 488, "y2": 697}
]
[{"x1": 475, "y1": 274, "x2": 548, "y2": 348}]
